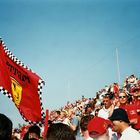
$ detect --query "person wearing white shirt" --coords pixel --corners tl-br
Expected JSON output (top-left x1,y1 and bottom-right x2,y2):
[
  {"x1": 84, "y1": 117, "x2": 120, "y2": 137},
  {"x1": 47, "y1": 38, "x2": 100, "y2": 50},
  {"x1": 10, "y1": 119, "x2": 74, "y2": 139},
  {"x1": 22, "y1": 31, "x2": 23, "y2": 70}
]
[{"x1": 109, "y1": 108, "x2": 140, "y2": 140}]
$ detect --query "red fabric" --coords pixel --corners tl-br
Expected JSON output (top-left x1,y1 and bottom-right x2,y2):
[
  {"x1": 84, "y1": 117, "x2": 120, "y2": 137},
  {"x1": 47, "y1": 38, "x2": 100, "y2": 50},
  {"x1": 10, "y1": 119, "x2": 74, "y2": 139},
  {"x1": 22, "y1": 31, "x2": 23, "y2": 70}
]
[
  {"x1": 0, "y1": 41, "x2": 44, "y2": 123},
  {"x1": 132, "y1": 100, "x2": 140, "y2": 129},
  {"x1": 20, "y1": 125, "x2": 31, "y2": 139},
  {"x1": 113, "y1": 84, "x2": 119, "y2": 93},
  {"x1": 120, "y1": 104, "x2": 138, "y2": 120},
  {"x1": 87, "y1": 116, "x2": 112, "y2": 138},
  {"x1": 132, "y1": 99, "x2": 140, "y2": 108},
  {"x1": 120, "y1": 104, "x2": 140, "y2": 129}
]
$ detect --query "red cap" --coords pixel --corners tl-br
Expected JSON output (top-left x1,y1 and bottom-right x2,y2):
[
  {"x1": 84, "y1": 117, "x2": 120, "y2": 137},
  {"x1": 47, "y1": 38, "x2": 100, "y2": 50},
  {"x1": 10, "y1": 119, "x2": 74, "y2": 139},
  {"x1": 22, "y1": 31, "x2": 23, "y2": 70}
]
[
  {"x1": 130, "y1": 86, "x2": 140, "y2": 93},
  {"x1": 87, "y1": 116, "x2": 112, "y2": 138},
  {"x1": 129, "y1": 80, "x2": 140, "y2": 93}
]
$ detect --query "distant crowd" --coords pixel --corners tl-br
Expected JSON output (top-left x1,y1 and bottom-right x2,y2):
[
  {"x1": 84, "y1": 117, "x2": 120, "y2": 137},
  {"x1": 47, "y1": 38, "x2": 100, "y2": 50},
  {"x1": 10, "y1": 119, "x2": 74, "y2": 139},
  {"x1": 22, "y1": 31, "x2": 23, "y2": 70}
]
[{"x1": 1, "y1": 74, "x2": 140, "y2": 140}]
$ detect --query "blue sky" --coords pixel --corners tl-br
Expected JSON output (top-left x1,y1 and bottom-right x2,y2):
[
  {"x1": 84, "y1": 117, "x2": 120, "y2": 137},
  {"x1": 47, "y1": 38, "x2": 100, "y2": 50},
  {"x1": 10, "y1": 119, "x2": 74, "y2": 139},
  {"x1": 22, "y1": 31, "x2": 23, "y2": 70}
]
[{"x1": 0, "y1": 0, "x2": 140, "y2": 127}]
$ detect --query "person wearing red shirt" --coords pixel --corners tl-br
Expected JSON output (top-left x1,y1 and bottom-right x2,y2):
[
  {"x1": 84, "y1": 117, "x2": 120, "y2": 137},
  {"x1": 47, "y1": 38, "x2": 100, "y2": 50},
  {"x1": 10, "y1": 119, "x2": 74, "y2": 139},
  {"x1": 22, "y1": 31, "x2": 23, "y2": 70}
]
[
  {"x1": 131, "y1": 86, "x2": 140, "y2": 131},
  {"x1": 118, "y1": 89, "x2": 138, "y2": 127}
]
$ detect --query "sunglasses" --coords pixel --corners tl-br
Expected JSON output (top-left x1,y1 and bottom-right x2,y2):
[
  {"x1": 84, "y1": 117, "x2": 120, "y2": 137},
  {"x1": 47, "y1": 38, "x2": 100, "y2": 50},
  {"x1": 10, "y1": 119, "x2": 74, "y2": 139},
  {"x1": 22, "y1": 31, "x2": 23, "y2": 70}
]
[
  {"x1": 134, "y1": 95, "x2": 140, "y2": 98},
  {"x1": 119, "y1": 96, "x2": 127, "y2": 99}
]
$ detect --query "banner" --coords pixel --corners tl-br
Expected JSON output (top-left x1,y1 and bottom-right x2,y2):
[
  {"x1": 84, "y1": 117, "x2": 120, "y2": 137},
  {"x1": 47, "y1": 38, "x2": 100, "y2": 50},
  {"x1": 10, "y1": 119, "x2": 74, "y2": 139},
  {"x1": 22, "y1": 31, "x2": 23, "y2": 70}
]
[{"x1": 0, "y1": 38, "x2": 45, "y2": 125}]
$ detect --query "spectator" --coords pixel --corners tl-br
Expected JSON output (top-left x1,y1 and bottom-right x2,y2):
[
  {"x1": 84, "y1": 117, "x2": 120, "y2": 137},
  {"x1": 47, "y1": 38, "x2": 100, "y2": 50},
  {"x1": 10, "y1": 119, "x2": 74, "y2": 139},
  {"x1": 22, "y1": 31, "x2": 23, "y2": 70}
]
[
  {"x1": 85, "y1": 104, "x2": 94, "y2": 115},
  {"x1": 87, "y1": 116, "x2": 112, "y2": 140},
  {"x1": 118, "y1": 89, "x2": 138, "y2": 126},
  {"x1": 53, "y1": 110, "x2": 62, "y2": 123},
  {"x1": 45, "y1": 123, "x2": 76, "y2": 140},
  {"x1": 0, "y1": 113, "x2": 13, "y2": 140},
  {"x1": 23, "y1": 125, "x2": 40, "y2": 140},
  {"x1": 118, "y1": 89, "x2": 132, "y2": 107},
  {"x1": 98, "y1": 93, "x2": 115, "y2": 119},
  {"x1": 97, "y1": 93, "x2": 118, "y2": 139},
  {"x1": 12, "y1": 128, "x2": 21, "y2": 140},
  {"x1": 28, "y1": 125, "x2": 40, "y2": 140},
  {"x1": 60, "y1": 110, "x2": 70, "y2": 125},
  {"x1": 131, "y1": 86, "x2": 140, "y2": 113},
  {"x1": 131, "y1": 85, "x2": 140, "y2": 131},
  {"x1": 68, "y1": 109, "x2": 82, "y2": 139},
  {"x1": 109, "y1": 108, "x2": 140, "y2": 140},
  {"x1": 80, "y1": 115, "x2": 94, "y2": 140}
]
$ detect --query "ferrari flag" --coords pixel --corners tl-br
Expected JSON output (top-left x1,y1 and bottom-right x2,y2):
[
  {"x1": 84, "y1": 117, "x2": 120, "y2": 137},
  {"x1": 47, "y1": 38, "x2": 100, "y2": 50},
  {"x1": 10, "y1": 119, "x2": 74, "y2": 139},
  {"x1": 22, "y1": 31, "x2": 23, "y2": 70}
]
[{"x1": 0, "y1": 38, "x2": 45, "y2": 125}]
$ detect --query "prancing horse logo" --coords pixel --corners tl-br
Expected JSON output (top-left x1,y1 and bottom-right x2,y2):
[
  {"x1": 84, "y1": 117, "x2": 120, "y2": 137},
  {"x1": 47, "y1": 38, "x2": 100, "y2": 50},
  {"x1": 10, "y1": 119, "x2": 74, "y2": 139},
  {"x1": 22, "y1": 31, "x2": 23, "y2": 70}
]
[{"x1": 11, "y1": 77, "x2": 22, "y2": 107}]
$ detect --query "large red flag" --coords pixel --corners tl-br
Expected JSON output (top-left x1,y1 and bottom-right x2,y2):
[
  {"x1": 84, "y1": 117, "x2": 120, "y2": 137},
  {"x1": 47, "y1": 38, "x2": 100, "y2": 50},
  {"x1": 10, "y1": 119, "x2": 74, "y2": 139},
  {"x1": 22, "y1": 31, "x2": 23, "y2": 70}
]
[{"x1": 0, "y1": 38, "x2": 45, "y2": 125}]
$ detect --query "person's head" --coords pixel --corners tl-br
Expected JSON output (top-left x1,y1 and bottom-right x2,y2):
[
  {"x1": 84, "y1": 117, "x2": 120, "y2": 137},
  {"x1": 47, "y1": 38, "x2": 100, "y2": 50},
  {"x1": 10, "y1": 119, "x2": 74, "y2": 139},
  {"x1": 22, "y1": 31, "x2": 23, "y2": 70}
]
[
  {"x1": 0, "y1": 113, "x2": 13, "y2": 140},
  {"x1": 13, "y1": 128, "x2": 21, "y2": 140},
  {"x1": 132, "y1": 86, "x2": 140, "y2": 100},
  {"x1": 53, "y1": 110, "x2": 61, "y2": 120},
  {"x1": 102, "y1": 94, "x2": 112, "y2": 109},
  {"x1": 87, "y1": 116, "x2": 111, "y2": 140},
  {"x1": 68, "y1": 109, "x2": 75, "y2": 118},
  {"x1": 80, "y1": 115, "x2": 94, "y2": 132},
  {"x1": 109, "y1": 108, "x2": 130, "y2": 133},
  {"x1": 85, "y1": 104, "x2": 93, "y2": 114},
  {"x1": 60, "y1": 110, "x2": 68, "y2": 120},
  {"x1": 28, "y1": 125, "x2": 40, "y2": 140},
  {"x1": 45, "y1": 123, "x2": 76, "y2": 140},
  {"x1": 119, "y1": 89, "x2": 128, "y2": 105}
]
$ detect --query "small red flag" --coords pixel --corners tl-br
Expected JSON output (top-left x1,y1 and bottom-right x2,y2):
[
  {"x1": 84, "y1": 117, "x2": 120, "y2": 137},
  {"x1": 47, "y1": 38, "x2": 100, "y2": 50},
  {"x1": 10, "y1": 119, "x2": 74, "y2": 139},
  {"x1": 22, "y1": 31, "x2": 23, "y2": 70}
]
[
  {"x1": 0, "y1": 38, "x2": 45, "y2": 125},
  {"x1": 43, "y1": 109, "x2": 49, "y2": 137}
]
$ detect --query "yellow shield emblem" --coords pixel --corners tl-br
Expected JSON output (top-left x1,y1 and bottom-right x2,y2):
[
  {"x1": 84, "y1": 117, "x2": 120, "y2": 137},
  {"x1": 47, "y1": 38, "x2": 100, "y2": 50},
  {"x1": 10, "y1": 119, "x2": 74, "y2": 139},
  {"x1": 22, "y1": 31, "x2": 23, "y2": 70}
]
[{"x1": 11, "y1": 77, "x2": 22, "y2": 107}]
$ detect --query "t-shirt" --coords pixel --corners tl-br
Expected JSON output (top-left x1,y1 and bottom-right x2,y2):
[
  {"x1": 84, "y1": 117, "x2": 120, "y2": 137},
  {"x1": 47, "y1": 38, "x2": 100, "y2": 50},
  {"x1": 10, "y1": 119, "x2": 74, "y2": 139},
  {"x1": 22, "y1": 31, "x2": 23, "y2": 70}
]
[
  {"x1": 120, "y1": 104, "x2": 138, "y2": 121},
  {"x1": 120, "y1": 126, "x2": 140, "y2": 140},
  {"x1": 120, "y1": 104, "x2": 140, "y2": 129}
]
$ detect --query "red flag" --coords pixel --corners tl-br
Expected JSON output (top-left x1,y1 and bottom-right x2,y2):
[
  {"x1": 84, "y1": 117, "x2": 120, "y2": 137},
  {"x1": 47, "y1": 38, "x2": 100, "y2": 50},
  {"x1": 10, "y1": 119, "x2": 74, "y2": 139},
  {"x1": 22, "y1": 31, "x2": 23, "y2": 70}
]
[{"x1": 0, "y1": 38, "x2": 45, "y2": 125}]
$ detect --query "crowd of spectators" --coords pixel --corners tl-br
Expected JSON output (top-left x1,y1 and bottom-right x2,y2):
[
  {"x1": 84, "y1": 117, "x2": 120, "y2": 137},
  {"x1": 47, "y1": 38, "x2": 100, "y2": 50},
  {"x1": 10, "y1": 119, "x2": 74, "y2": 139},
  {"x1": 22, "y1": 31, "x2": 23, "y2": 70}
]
[
  {"x1": 48, "y1": 74, "x2": 140, "y2": 140},
  {"x1": 1, "y1": 74, "x2": 140, "y2": 140}
]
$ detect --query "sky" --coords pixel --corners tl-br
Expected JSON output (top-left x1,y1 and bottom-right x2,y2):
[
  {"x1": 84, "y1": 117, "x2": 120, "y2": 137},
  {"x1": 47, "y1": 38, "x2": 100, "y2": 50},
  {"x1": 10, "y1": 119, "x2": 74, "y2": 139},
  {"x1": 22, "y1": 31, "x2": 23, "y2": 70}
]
[{"x1": 0, "y1": 0, "x2": 140, "y2": 127}]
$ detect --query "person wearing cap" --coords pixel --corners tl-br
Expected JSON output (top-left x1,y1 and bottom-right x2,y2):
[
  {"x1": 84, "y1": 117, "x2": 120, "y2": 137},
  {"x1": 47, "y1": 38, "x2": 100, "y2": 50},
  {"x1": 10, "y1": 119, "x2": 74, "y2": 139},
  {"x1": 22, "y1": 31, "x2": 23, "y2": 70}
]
[
  {"x1": 131, "y1": 85, "x2": 140, "y2": 131},
  {"x1": 109, "y1": 108, "x2": 140, "y2": 140},
  {"x1": 87, "y1": 116, "x2": 112, "y2": 140},
  {"x1": 131, "y1": 86, "x2": 140, "y2": 108},
  {"x1": 130, "y1": 81, "x2": 140, "y2": 111}
]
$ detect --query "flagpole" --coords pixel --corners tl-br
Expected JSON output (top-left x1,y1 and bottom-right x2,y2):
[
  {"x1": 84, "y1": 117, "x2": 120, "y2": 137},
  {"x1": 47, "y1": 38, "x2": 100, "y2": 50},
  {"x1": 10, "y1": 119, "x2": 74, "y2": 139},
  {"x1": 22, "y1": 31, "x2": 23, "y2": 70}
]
[
  {"x1": 43, "y1": 109, "x2": 49, "y2": 138},
  {"x1": 116, "y1": 48, "x2": 121, "y2": 84},
  {"x1": 67, "y1": 81, "x2": 70, "y2": 103}
]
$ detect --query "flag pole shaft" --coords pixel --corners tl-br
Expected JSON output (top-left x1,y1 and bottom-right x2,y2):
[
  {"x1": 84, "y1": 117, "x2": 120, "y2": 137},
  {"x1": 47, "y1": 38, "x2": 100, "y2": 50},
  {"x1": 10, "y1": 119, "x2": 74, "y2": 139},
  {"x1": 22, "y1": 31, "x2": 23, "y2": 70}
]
[
  {"x1": 116, "y1": 48, "x2": 120, "y2": 84},
  {"x1": 43, "y1": 109, "x2": 49, "y2": 138}
]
